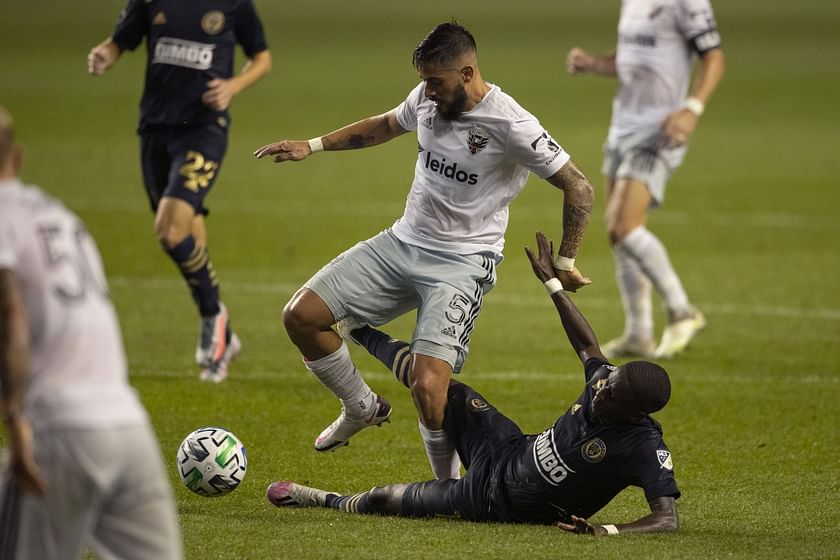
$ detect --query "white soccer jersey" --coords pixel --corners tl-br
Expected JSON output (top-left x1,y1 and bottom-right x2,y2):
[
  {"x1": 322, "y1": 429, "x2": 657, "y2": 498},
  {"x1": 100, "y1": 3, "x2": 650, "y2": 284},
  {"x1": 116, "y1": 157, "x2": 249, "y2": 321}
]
[
  {"x1": 392, "y1": 82, "x2": 570, "y2": 256},
  {"x1": 609, "y1": 0, "x2": 721, "y2": 141},
  {"x1": 0, "y1": 179, "x2": 147, "y2": 430}
]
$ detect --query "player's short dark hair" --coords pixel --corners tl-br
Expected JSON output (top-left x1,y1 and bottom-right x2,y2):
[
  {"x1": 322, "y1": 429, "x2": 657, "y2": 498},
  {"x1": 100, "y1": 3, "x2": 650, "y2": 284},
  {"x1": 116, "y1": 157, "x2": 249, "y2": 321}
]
[
  {"x1": 412, "y1": 21, "x2": 477, "y2": 70},
  {"x1": 0, "y1": 107, "x2": 14, "y2": 164},
  {"x1": 622, "y1": 361, "x2": 671, "y2": 414}
]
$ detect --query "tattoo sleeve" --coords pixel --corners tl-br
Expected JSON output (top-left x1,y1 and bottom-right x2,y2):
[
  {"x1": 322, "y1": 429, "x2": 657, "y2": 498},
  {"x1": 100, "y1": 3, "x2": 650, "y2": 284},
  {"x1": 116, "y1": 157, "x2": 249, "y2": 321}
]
[
  {"x1": 558, "y1": 202, "x2": 592, "y2": 258},
  {"x1": 548, "y1": 160, "x2": 594, "y2": 258}
]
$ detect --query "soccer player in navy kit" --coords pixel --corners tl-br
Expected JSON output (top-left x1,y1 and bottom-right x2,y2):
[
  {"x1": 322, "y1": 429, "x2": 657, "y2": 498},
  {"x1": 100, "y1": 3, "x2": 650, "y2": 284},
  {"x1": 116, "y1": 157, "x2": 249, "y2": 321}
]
[
  {"x1": 87, "y1": 0, "x2": 272, "y2": 381},
  {"x1": 266, "y1": 232, "x2": 680, "y2": 536}
]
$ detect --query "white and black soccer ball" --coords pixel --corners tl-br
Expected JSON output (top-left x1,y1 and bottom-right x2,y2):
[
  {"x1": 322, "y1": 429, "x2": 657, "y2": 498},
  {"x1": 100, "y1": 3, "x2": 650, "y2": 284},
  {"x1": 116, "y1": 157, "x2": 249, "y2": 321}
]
[{"x1": 176, "y1": 427, "x2": 247, "y2": 497}]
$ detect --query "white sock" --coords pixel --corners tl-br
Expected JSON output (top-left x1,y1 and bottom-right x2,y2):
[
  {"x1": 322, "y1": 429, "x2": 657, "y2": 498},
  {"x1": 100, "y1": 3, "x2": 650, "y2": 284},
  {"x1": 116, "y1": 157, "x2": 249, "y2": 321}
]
[
  {"x1": 612, "y1": 244, "x2": 653, "y2": 341},
  {"x1": 304, "y1": 343, "x2": 375, "y2": 417},
  {"x1": 618, "y1": 226, "x2": 691, "y2": 320},
  {"x1": 418, "y1": 421, "x2": 461, "y2": 480}
]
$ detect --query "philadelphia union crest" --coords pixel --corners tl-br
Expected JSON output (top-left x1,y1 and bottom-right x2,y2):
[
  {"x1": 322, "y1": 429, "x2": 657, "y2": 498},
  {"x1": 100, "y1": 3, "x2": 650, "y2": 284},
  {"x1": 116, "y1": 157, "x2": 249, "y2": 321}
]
[
  {"x1": 581, "y1": 438, "x2": 607, "y2": 463},
  {"x1": 202, "y1": 11, "x2": 225, "y2": 35},
  {"x1": 467, "y1": 126, "x2": 490, "y2": 155}
]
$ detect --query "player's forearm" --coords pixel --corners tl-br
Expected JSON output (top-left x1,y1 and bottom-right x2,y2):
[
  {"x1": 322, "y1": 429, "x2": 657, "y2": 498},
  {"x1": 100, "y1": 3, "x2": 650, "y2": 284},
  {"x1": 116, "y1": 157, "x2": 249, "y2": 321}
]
[
  {"x1": 549, "y1": 161, "x2": 593, "y2": 259},
  {"x1": 598, "y1": 497, "x2": 680, "y2": 535},
  {"x1": 0, "y1": 270, "x2": 29, "y2": 424},
  {"x1": 589, "y1": 52, "x2": 617, "y2": 76},
  {"x1": 549, "y1": 291, "x2": 599, "y2": 356},
  {"x1": 689, "y1": 48, "x2": 724, "y2": 105},
  {"x1": 232, "y1": 50, "x2": 272, "y2": 95},
  {"x1": 321, "y1": 112, "x2": 405, "y2": 151}
]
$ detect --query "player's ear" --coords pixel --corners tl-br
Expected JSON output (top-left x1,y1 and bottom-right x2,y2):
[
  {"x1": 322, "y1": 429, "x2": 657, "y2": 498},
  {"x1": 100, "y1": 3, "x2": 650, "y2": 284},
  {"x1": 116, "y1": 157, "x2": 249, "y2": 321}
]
[{"x1": 461, "y1": 65, "x2": 474, "y2": 82}]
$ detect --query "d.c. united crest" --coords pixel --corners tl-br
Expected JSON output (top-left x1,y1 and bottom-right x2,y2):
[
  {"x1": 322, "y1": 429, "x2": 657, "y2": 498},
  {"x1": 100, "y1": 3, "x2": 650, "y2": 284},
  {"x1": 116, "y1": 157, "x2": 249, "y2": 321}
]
[{"x1": 467, "y1": 126, "x2": 490, "y2": 155}]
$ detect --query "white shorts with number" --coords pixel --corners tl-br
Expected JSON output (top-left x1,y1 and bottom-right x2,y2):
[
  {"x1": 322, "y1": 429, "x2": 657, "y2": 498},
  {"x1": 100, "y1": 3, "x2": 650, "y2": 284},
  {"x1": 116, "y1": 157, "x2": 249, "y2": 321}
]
[
  {"x1": 602, "y1": 126, "x2": 689, "y2": 206},
  {"x1": 0, "y1": 423, "x2": 182, "y2": 560},
  {"x1": 305, "y1": 229, "x2": 497, "y2": 372}
]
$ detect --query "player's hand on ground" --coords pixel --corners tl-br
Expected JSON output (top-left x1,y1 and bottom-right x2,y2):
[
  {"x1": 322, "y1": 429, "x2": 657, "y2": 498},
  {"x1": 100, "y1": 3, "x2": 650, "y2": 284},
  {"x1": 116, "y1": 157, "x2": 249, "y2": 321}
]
[
  {"x1": 661, "y1": 108, "x2": 698, "y2": 148},
  {"x1": 524, "y1": 231, "x2": 556, "y2": 283},
  {"x1": 566, "y1": 48, "x2": 592, "y2": 75},
  {"x1": 202, "y1": 79, "x2": 238, "y2": 111},
  {"x1": 7, "y1": 416, "x2": 46, "y2": 496},
  {"x1": 556, "y1": 267, "x2": 591, "y2": 293},
  {"x1": 87, "y1": 41, "x2": 118, "y2": 75},
  {"x1": 555, "y1": 515, "x2": 602, "y2": 536},
  {"x1": 253, "y1": 140, "x2": 312, "y2": 163}
]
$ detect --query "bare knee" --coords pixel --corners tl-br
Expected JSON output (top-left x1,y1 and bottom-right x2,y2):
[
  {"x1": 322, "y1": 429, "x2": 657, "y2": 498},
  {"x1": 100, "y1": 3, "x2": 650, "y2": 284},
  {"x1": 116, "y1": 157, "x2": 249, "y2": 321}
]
[
  {"x1": 155, "y1": 219, "x2": 189, "y2": 249},
  {"x1": 282, "y1": 289, "x2": 333, "y2": 339}
]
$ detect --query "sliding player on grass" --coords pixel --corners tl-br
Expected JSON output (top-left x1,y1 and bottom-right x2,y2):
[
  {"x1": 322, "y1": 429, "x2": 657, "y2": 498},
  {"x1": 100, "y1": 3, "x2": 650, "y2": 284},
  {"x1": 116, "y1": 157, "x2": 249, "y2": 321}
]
[{"x1": 266, "y1": 232, "x2": 679, "y2": 535}]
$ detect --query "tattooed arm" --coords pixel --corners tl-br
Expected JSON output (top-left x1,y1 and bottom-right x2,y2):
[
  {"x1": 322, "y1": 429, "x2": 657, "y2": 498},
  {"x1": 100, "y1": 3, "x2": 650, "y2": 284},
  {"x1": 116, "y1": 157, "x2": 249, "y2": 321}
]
[
  {"x1": 254, "y1": 110, "x2": 408, "y2": 163},
  {"x1": 545, "y1": 159, "x2": 594, "y2": 292}
]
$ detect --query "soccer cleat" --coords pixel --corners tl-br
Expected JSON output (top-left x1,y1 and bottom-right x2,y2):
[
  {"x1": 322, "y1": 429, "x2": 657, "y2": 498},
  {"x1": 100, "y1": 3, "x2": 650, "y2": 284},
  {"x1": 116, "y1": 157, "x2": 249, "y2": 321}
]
[
  {"x1": 196, "y1": 303, "x2": 230, "y2": 368},
  {"x1": 602, "y1": 335, "x2": 656, "y2": 360},
  {"x1": 314, "y1": 395, "x2": 392, "y2": 452},
  {"x1": 334, "y1": 316, "x2": 366, "y2": 346},
  {"x1": 199, "y1": 332, "x2": 241, "y2": 383},
  {"x1": 654, "y1": 309, "x2": 707, "y2": 359},
  {"x1": 266, "y1": 480, "x2": 329, "y2": 508}
]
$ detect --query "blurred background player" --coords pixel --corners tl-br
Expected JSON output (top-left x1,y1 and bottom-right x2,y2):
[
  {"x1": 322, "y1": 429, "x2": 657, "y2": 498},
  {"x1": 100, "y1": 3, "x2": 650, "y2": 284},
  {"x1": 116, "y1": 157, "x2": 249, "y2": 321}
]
[
  {"x1": 566, "y1": 0, "x2": 724, "y2": 359},
  {"x1": 255, "y1": 22, "x2": 594, "y2": 479},
  {"x1": 87, "y1": 0, "x2": 272, "y2": 381},
  {"x1": 266, "y1": 232, "x2": 680, "y2": 536},
  {"x1": 0, "y1": 107, "x2": 182, "y2": 559}
]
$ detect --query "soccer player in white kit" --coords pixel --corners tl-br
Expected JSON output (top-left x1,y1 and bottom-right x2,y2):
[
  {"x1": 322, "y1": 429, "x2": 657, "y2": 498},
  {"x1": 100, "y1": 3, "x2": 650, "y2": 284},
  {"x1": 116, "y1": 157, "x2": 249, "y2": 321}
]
[
  {"x1": 256, "y1": 22, "x2": 595, "y2": 479},
  {"x1": 0, "y1": 107, "x2": 182, "y2": 559},
  {"x1": 566, "y1": 0, "x2": 725, "y2": 359}
]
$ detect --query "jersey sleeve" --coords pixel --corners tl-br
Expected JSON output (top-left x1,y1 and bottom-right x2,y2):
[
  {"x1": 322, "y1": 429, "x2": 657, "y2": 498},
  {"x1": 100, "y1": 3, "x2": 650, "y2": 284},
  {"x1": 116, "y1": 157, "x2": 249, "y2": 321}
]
[
  {"x1": 111, "y1": 0, "x2": 148, "y2": 52},
  {"x1": 621, "y1": 435, "x2": 681, "y2": 501},
  {"x1": 584, "y1": 356, "x2": 612, "y2": 382},
  {"x1": 507, "y1": 118, "x2": 570, "y2": 179},
  {"x1": 394, "y1": 82, "x2": 425, "y2": 132},
  {"x1": 235, "y1": 0, "x2": 269, "y2": 57},
  {"x1": 676, "y1": 0, "x2": 722, "y2": 55}
]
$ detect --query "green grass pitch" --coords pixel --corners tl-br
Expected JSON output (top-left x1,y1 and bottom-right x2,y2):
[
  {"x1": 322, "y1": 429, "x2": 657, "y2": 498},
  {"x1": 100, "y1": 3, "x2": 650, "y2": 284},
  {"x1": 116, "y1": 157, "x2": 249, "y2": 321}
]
[{"x1": 2, "y1": 0, "x2": 839, "y2": 558}]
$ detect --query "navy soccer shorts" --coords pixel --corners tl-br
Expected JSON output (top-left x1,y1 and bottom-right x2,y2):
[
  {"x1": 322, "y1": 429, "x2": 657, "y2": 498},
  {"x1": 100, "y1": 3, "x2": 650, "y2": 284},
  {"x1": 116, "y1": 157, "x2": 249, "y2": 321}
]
[{"x1": 139, "y1": 122, "x2": 228, "y2": 215}]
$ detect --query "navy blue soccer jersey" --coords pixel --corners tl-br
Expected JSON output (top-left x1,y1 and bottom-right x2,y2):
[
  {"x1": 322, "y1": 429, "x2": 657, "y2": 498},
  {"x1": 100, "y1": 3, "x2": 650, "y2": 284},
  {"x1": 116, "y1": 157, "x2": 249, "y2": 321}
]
[
  {"x1": 495, "y1": 357, "x2": 680, "y2": 524},
  {"x1": 111, "y1": 0, "x2": 268, "y2": 131}
]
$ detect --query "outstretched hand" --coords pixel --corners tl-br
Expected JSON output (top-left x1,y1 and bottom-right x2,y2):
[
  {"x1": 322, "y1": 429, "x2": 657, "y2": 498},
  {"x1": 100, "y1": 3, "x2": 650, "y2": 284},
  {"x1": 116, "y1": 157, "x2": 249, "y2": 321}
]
[
  {"x1": 524, "y1": 231, "x2": 556, "y2": 283},
  {"x1": 525, "y1": 232, "x2": 591, "y2": 292},
  {"x1": 253, "y1": 140, "x2": 312, "y2": 163},
  {"x1": 556, "y1": 515, "x2": 604, "y2": 536}
]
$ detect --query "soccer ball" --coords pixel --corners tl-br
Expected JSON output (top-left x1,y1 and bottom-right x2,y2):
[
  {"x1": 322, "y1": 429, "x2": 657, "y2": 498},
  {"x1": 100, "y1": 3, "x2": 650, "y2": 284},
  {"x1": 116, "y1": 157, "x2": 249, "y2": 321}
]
[{"x1": 176, "y1": 427, "x2": 247, "y2": 497}]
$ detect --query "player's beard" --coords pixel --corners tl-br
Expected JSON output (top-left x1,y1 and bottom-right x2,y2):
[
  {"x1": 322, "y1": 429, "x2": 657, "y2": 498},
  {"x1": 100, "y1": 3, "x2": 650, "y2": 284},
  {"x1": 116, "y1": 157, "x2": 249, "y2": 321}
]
[{"x1": 437, "y1": 84, "x2": 468, "y2": 121}]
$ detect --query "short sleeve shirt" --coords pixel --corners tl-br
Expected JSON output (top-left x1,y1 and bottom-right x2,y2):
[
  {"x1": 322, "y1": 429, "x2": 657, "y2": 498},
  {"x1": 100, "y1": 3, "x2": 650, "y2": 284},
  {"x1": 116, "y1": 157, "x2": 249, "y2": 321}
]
[
  {"x1": 609, "y1": 0, "x2": 721, "y2": 140},
  {"x1": 0, "y1": 179, "x2": 146, "y2": 429},
  {"x1": 112, "y1": 0, "x2": 268, "y2": 131},
  {"x1": 497, "y1": 357, "x2": 680, "y2": 524},
  {"x1": 391, "y1": 82, "x2": 570, "y2": 256}
]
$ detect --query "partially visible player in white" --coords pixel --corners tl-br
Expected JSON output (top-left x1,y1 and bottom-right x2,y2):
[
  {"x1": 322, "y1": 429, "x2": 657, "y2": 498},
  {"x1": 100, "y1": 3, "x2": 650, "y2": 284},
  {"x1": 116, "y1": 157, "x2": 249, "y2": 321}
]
[
  {"x1": 567, "y1": 0, "x2": 725, "y2": 359},
  {"x1": 255, "y1": 22, "x2": 594, "y2": 480},
  {"x1": 0, "y1": 107, "x2": 182, "y2": 559}
]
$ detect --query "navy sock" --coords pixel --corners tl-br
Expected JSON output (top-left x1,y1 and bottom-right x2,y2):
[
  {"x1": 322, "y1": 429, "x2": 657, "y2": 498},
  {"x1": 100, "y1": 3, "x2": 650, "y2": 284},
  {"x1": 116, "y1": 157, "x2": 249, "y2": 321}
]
[
  {"x1": 165, "y1": 235, "x2": 220, "y2": 317},
  {"x1": 351, "y1": 326, "x2": 411, "y2": 388},
  {"x1": 325, "y1": 492, "x2": 369, "y2": 513}
]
